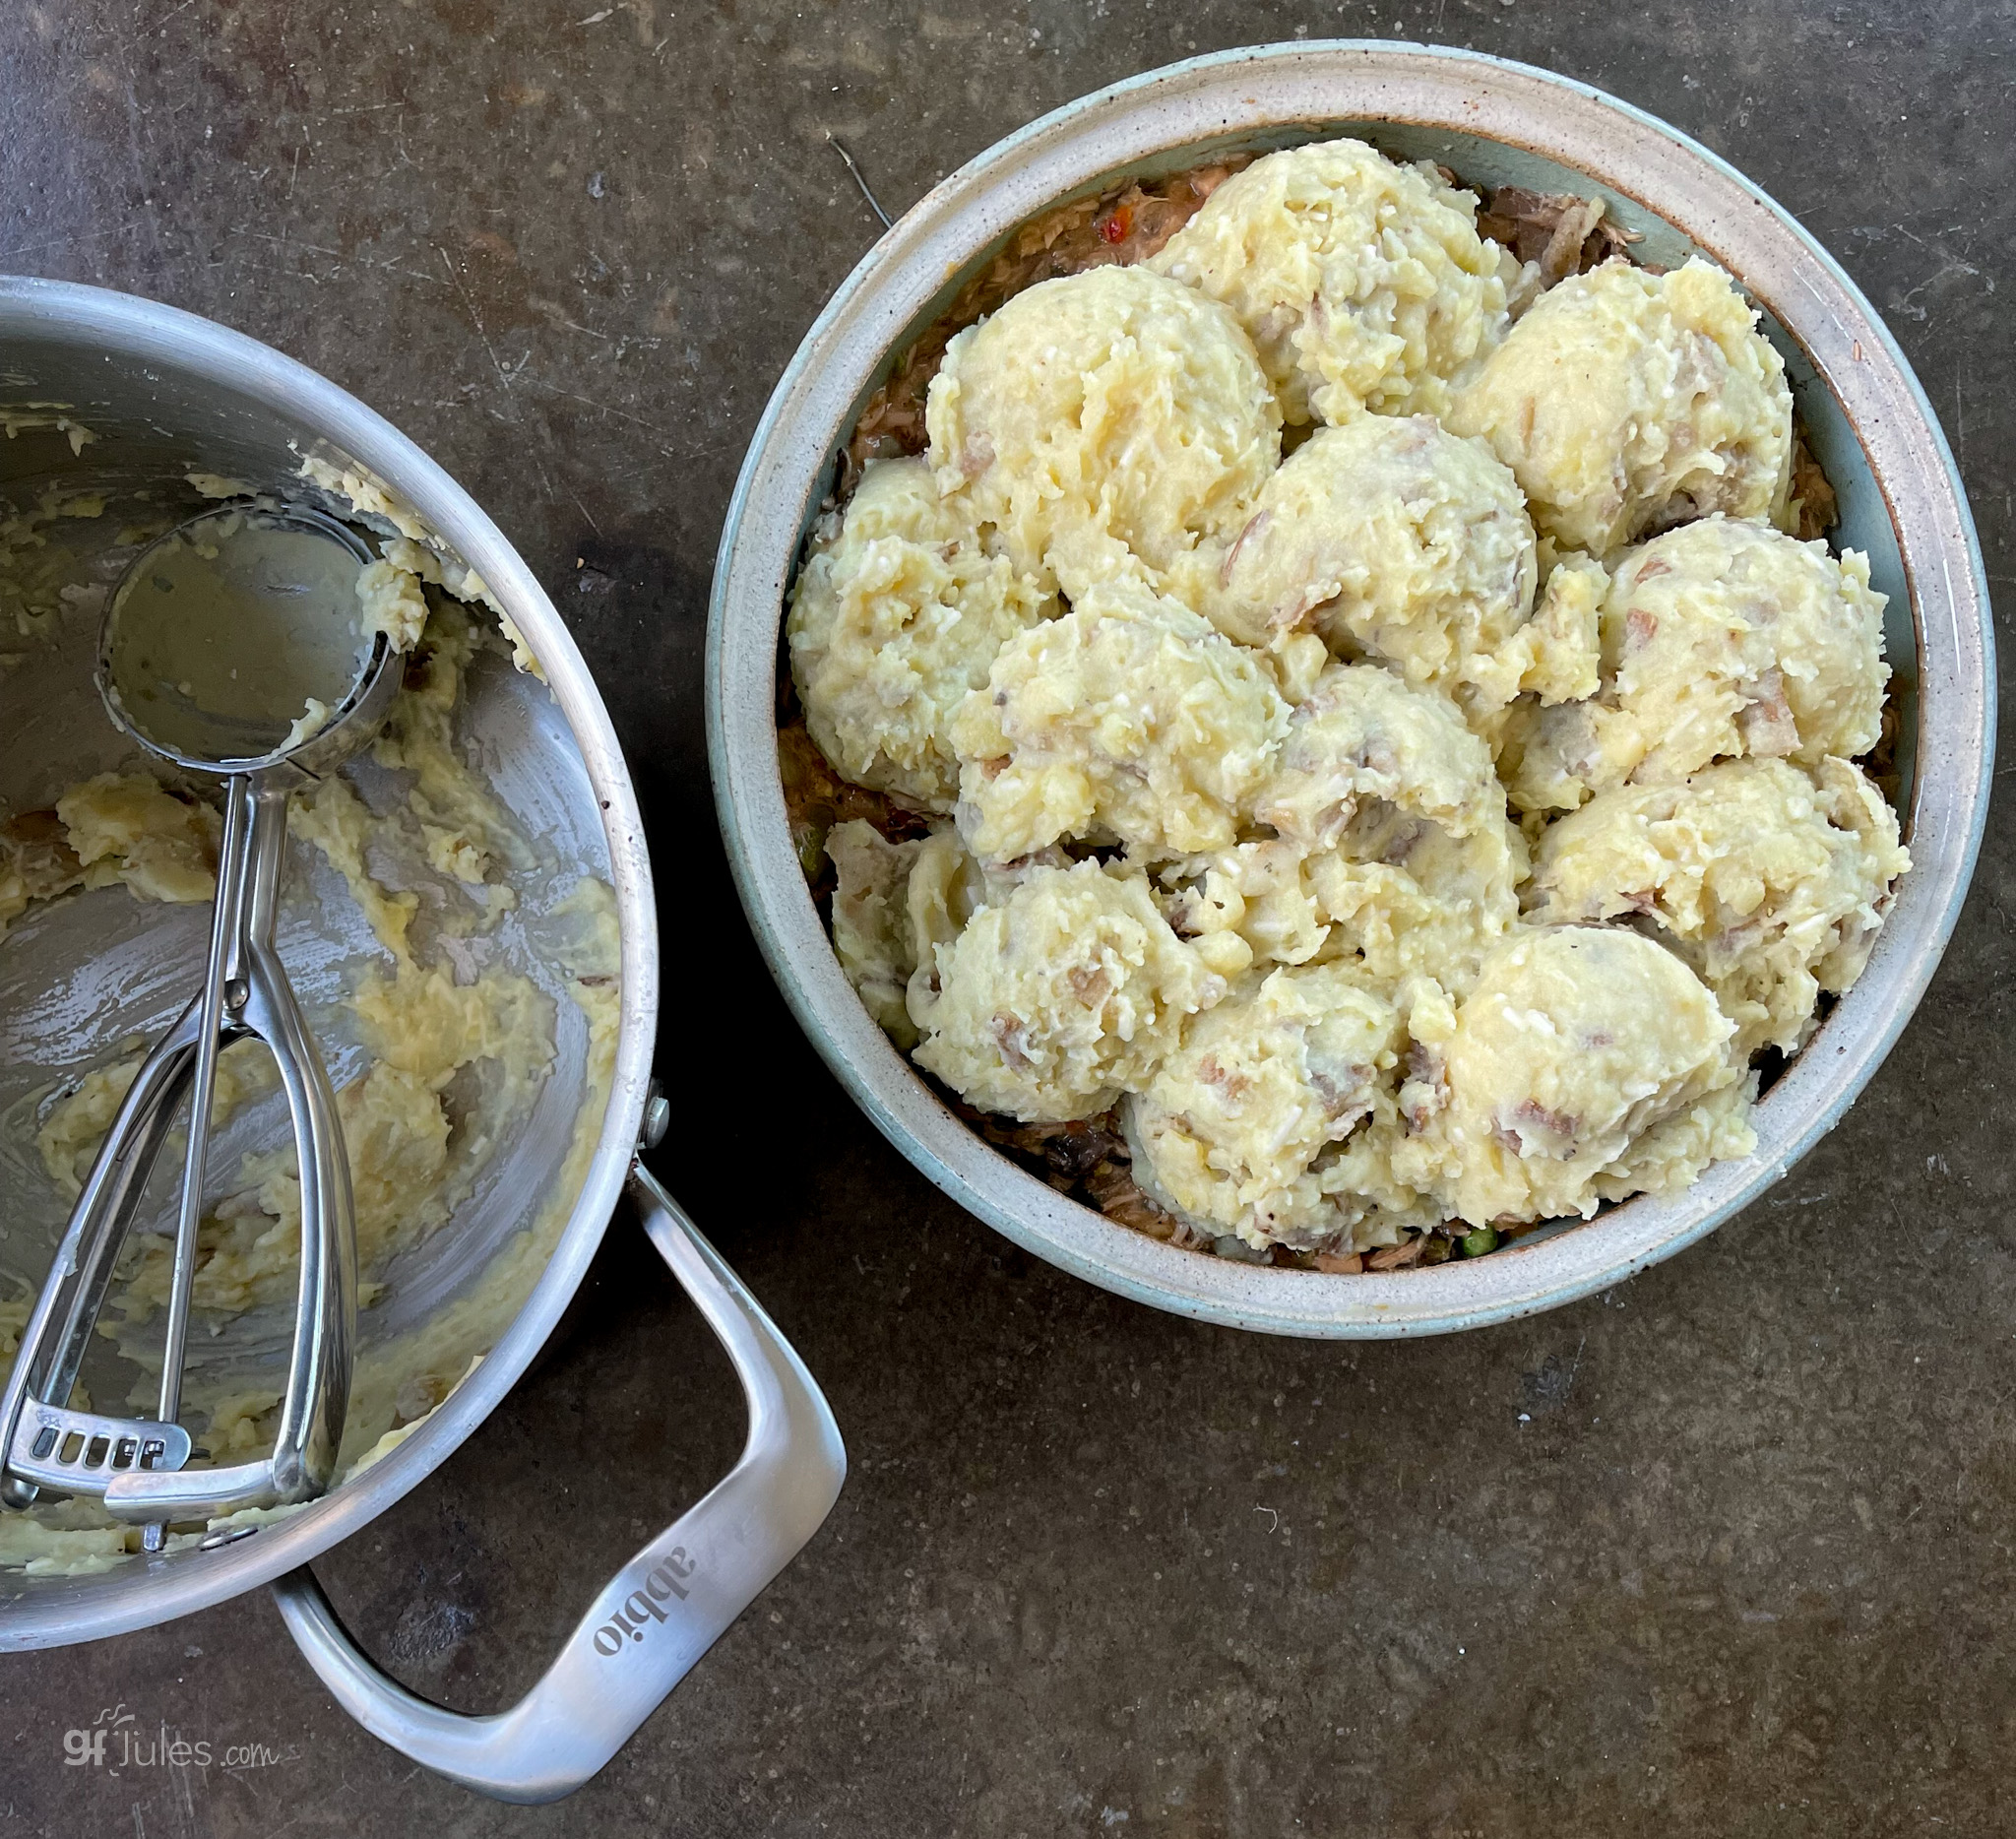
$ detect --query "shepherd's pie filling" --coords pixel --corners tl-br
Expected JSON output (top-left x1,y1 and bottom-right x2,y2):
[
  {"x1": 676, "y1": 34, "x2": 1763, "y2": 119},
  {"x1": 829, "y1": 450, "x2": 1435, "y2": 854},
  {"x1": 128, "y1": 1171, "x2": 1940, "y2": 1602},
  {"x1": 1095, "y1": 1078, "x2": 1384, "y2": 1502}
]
[{"x1": 783, "y1": 139, "x2": 1905, "y2": 1267}]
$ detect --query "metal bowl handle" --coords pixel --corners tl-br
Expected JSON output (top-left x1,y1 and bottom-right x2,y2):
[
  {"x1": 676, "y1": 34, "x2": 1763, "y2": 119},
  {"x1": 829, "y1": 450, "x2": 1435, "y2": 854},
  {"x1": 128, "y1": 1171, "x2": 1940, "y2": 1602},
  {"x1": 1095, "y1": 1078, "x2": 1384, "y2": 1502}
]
[{"x1": 269, "y1": 1159, "x2": 846, "y2": 1804}]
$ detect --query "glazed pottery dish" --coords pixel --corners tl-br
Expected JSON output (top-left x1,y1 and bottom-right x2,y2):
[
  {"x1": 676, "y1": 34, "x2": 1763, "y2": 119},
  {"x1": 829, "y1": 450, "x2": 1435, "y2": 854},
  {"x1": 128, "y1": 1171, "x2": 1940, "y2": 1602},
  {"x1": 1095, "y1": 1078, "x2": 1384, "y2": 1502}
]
[{"x1": 709, "y1": 44, "x2": 1992, "y2": 1339}]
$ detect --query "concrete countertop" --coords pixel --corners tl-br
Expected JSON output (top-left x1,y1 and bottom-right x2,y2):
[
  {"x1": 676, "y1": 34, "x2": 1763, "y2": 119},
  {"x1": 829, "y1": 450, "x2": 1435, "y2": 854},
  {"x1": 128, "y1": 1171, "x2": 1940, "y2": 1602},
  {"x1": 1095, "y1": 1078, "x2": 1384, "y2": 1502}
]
[{"x1": 2, "y1": 1, "x2": 2010, "y2": 1832}]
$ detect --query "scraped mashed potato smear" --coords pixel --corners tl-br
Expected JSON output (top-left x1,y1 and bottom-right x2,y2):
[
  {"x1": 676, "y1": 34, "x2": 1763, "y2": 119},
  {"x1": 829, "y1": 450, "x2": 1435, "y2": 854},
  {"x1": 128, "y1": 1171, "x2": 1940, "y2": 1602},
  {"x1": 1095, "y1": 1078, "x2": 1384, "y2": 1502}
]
[
  {"x1": 0, "y1": 463, "x2": 618, "y2": 1571},
  {"x1": 784, "y1": 137, "x2": 1905, "y2": 1269}
]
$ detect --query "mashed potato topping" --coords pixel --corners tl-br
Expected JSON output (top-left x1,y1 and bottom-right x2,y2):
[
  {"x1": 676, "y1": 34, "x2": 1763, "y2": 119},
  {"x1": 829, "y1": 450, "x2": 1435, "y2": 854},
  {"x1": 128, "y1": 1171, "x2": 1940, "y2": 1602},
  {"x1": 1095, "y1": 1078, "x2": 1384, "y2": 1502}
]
[
  {"x1": 1498, "y1": 515, "x2": 1889, "y2": 813},
  {"x1": 791, "y1": 136, "x2": 1905, "y2": 1262},
  {"x1": 1526, "y1": 756, "x2": 1908, "y2": 1055},
  {"x1": 911, "y1": 858, "x2": 1226, "y2": 1122},
  {"x1": 788, "y1": 457, "x2": 1055, "y2": 811},
  {"x1": 950, "y1": 576, "x2": 1289, "y2": 860},
  {"x1": 1149, "y1": 138, "x2": 1512, "y2": 424},
  {"x1": 1198, "y1": 415, "x2": 1542, "y2": 721},
  {"x1": 1448, "y1": 257, "x2": 1794, "y2": 555},
  {"x1": 1390, "y1": 925, "x2": 1749, "y2": 1227},
  {"x1": 1121, "y1": 961, "x2": 1417, "y2": 1249},
  {"x1": 926, "y1": 266, "x2": 1281, "y2": 601}
]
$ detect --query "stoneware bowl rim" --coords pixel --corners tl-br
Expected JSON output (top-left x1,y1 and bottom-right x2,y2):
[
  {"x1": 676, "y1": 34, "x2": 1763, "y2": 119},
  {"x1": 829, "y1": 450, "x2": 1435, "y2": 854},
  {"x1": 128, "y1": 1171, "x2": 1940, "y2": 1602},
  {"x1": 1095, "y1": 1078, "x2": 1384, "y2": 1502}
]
[{"x1": 706, "y1": 40, "x2": 1994, "y2": 1340}]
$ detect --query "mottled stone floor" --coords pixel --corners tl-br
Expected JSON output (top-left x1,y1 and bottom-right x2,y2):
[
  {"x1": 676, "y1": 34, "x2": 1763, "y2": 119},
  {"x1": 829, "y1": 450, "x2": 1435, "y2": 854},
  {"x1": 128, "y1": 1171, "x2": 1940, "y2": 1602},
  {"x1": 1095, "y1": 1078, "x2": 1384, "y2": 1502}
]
[{"x1": 2, "y1": 1, "x2": 2011, "y2": 1832}]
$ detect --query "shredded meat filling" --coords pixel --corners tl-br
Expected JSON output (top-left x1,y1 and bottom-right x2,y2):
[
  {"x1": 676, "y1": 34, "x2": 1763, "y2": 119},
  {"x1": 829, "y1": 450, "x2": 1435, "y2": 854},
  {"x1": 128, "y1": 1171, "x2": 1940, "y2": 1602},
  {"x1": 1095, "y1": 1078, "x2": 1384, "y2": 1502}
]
[
  {"x1": 1476, "y1": 185, "x2": 1643, "y2": 287},
  {"x1": 1790, "y1": 417, "x2": 1839, "y2": 539},
  {"x1": 778, "y1": 716, "x2": 932, "y2": 898}
]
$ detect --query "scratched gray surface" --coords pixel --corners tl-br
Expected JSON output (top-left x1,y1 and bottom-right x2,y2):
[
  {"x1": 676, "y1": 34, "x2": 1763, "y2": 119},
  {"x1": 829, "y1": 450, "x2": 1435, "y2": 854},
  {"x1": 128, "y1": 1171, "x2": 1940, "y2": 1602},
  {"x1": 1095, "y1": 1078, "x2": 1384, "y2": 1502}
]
[{"x1": 2, "y1": 2, "x2": 2013, "y2": 1834}]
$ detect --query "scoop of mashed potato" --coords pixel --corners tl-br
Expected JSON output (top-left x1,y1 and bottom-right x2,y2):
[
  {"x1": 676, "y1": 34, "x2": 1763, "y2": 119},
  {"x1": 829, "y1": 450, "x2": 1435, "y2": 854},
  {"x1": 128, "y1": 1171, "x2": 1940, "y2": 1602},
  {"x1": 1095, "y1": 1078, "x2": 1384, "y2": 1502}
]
[
  {"x1": 1303, "y1": 805, "x2": 1527, "y2": 996},
  {"x1": 1447, "y1": 257, "x2": 1794, "y2": 555},
  {"x1": 1493, "y1": 702, "x2": 1618, "y2": 819},
  {"x1": 1526, "y1": 757, "x2": 1909, "y2": 1055},
  {"x1": 1121, "y1": 961, "x2": 1412, "y2": 1248},
  {"x1": 788, "y1": 457, "x2": 1053, "y2": 811},
  {"x1": 1501, "y1": 517, "x2": 1889, "y2": 810},
  {"x1": 925, "y1": 266, "x2": 1280, "y2": 601},
  {"x1": 911, "y1": 858, "x2": 1226, "y2": 1121},
  {"x1": 1601, "y1": 516, "x2": 1888, "y2": 782},
  {"x1": 1256, "y1": 662, "x2": 1505, "y2": 851},
  {"x1": 1193, "y1": 416, "x2": 1541, "y2": 720},
  {"x1": 1155, "y1": 836, "x2": 1328, "y2": 971},
  {"x1": 1149, "y1": 138, "x2": 1512, "y2": 424},
  {"x1": 1159, "y1": 799, "x2": 1524, "y2": 996},
  {"x1": 1489, "y1": 551, "x2": 1607, "y2": 711},
  {"x1": 1392, "y1": 925, "x2": 1747, "y2": 1225},
  {"x1": 902, "y1": 826, "x2": 1092, "y2": 1030},
  {"x1": 950, "y1": 577, "x2": 1289, "y2": 860},
  {"x1": 1174, "y1": 664, "x2": 1523, "y2": 990}
]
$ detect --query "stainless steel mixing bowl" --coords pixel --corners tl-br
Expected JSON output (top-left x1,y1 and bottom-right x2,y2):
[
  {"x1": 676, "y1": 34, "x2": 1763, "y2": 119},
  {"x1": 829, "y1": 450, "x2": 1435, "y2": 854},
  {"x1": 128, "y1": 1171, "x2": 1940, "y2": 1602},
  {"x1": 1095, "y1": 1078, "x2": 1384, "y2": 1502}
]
[
  {"x1": 708, "y1": 43, "x2": 1995, "y2": 1339},
  {"x1": 0, "y1": 280, "x2": 843, "y2": 1803}
]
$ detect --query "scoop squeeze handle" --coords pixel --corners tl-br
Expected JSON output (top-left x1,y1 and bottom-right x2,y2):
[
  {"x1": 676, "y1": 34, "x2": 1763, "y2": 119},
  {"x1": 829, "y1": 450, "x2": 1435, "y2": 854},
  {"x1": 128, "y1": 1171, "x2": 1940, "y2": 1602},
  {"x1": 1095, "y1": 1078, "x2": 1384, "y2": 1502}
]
[
  {"x1": 0, "y1": 776, "x2": 358, "y2": 1521},
  {"x1": 269, "y1": 1161, "x2": 846, "y2": 1804}
]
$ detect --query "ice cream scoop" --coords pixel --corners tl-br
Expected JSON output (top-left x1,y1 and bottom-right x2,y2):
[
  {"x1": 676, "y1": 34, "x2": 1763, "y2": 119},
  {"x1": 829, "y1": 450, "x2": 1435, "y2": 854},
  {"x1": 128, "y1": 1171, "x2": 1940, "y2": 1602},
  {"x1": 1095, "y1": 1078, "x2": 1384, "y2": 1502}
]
[{"x1": 1, "y1": 505, "x2": 407, "y2": 1549}]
